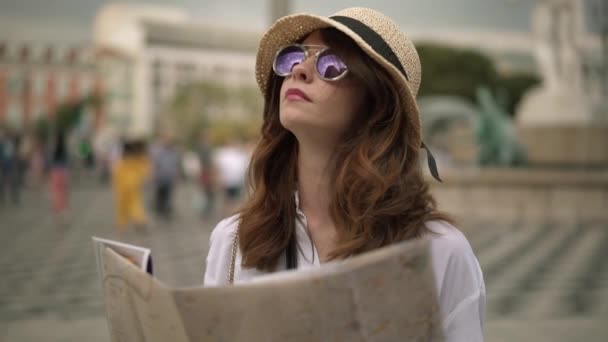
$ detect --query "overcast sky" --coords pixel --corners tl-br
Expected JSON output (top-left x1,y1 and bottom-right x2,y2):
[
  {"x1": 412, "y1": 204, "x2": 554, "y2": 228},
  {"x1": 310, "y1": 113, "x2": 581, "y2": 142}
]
[{"x1": 0, "y1": 0, "x2": 590, "y2": 45}]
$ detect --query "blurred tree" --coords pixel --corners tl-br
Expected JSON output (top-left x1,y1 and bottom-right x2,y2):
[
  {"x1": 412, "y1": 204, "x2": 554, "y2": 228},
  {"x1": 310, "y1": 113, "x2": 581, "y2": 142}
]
[
  {"x1": 164, "y1": 81, "x2": 262, "y2": 147},
  {"x1": 417, "y1": 43, "x2": 539, "y2": 117},
  {"x1": 495, "y1": 72, "x2": 540, "y2": 115},
  {"x1": 417, "y1": 43, "x2": 499, "y2": 102},
  {"x1": 33, "y1": 95, "x2": 103, "y2": 141}
]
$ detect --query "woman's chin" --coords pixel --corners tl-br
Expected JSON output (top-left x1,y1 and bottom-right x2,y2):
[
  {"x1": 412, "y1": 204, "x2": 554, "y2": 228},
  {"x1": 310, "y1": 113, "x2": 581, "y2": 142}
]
[{"x1": 280, "y1": 114, "x2": 316, "y2": 132}]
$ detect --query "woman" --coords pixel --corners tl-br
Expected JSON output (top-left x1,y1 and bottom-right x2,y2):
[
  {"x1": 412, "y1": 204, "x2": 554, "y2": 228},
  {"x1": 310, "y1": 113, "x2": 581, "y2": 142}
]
[
  {"x1": 204, "y1": 7, "x2": 485, "y2": 341},
  {"x1": 112, "y1": 139, "x2": 150, "y2": 230}
]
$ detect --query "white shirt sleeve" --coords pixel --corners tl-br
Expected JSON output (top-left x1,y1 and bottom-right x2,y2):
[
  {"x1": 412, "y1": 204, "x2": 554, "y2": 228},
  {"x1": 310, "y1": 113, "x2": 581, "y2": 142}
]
[
  {"x1": 428, "y1": 221, "x2": 486, "y2": 342},
  {"x1": 443, "y1": 289, "x2": 485, "y2": 342},
  {"x1": 203, "y1": 215, "x2": 240, "y2": 286}
]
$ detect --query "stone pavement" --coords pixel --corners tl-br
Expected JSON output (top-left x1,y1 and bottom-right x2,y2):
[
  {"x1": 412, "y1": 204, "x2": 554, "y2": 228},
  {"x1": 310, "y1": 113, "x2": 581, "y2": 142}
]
[
  {"x1": 0, "y1": 182, "x2": 214, "y2": 342},
  {"x1": 0, "y1": 184, "x2": 607, "y2": 341}
]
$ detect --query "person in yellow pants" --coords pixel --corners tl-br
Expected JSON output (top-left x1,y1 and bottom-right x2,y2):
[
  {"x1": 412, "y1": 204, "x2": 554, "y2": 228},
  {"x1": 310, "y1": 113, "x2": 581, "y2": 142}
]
[{"x1": 112, "y1": 139, "x2": 150, "y2": 231}]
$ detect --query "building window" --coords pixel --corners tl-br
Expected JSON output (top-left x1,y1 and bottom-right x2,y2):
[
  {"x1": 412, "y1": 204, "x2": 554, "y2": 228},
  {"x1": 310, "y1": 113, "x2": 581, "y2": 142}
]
[
  {"x1": 7, "y1": 101, "x2": 22, "y2": 128},
  {"x1": 80, "y1": 76, "x2": 92, "y2": 96},
  {"x1": 153, "y1": 60, "x2": 163, "y2": 87},
  {"x1": 8, "y1": 72, "x2": 22, "y2": 96},
  {"x1": 57, "y1": 74, "x2": 68, "y2": 99},
  {"x1": 176, "y1": 62, "x2": 195, "y2": 87},
  {"x1": 32, "y1": 102, "x2": 44, "y2": 120},
  {"x1": 32, "y1": 73, "x2": 46, "y2": 96},
  {"x1": 0, "y1": 43, "x2": 6, "y2": 61},
  {"x1": 152, "y1": 59, "x2": 164, "y2": 110}
]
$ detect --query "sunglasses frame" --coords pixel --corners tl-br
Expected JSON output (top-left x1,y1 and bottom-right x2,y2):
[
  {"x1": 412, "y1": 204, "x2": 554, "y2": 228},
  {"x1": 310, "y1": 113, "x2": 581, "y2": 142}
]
[{"x1": 272, "y1": 44, "x2": 349, "y2": 82}]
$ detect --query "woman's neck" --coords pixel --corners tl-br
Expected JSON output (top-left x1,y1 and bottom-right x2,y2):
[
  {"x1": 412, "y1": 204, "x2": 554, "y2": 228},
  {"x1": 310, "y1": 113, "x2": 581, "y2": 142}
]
[
  {"x1": 295, "y1": 136, "x2": 342, "y2": 262},
  {"x1": 296, "y1": 142, "x2": 334, "y2": 227}
]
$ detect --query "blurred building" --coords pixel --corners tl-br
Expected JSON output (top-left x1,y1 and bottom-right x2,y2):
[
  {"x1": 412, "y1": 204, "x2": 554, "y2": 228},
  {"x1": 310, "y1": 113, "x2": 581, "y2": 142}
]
[
  {"x1": 93, "y1": 3, "x2": 260, "y2": 137},
  {"x1": 0, "y1": 42, "x2": 103, "y2": 130},
  {"x1": 408, "y1": 27, "x2": 601, "y2": 76},
  {"x1": 95, "y1": 47, "x2": 134, "y2": 132},
  {"x1": 270, "y1": 0, "x2": 291, "y2": 24},
  {"x1": 90, "y1": 2, "x2": 605, "y2": 140}
]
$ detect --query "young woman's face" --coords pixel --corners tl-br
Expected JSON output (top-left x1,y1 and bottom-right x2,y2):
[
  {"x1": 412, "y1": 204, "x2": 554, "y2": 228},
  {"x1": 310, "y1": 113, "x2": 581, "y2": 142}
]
[{"x1": 279, "y1": 30, "x2": 366, "y2": 144}]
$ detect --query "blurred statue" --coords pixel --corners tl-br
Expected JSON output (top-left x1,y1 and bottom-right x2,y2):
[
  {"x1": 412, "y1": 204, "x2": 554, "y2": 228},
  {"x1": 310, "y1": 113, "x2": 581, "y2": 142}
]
[
  {"x1": 533, "y1": 1, "x2": 561, "y2": 91},
  {"x1": 517, "y1": 0, "x2": 592, "y2": 126},
  {"x1": 533, "y1": 0, "x2": 584, "y2": 91},
  {"x1": 475, "y1": 86, "x2": 527, "y2": 166}
]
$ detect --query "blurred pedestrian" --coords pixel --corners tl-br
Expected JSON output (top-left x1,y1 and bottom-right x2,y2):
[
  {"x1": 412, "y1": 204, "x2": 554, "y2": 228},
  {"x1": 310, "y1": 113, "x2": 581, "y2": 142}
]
[
  {"x1": 150, "y1": 134, "x2": 180, "y2": 220},
  {"x1": 0, "y1": 128, "x2": 11, "y2": 205},
  {"x1": 92, "y1": 127, "x2": 118, "y2": 184},
  {"x1": 181, "y1": 148, "x2": 201, "y2": 212},
  {"x1": 212, "y1": 137, "x2": 249, "y2": 216},
  {"x1": 197, "y1": 130, "x2": 216, "y2": 218},
  {"x1": 0, "y1": 129, "x2": 23, "y2": 206},
  {"x1": 49, "y1": 132, "x2": 70, "y2": 225},
  {"x1": 28, "y1": 136, "x2": 46, "y2": 188},
  {"x1": 112, "y1": 139, "x2": 150, "y2": 231}
]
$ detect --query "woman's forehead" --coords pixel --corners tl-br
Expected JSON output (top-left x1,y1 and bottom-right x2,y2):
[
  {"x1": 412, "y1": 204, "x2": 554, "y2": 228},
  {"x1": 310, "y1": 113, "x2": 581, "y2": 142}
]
[{"x1": 301, "y1": 30, "x2": 326, "y2": 46}]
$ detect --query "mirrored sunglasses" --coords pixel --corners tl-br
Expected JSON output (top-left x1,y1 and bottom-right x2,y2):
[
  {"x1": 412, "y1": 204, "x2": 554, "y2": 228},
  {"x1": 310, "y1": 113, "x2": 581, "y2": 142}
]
[{"x1": 272, "y1": 44, "x2": 349, "y2": 81}]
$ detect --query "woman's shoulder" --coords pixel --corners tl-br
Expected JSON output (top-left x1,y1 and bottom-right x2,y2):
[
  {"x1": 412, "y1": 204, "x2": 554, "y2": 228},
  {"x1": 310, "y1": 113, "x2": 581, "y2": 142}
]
[
  {"x1": 207, "y1": 214, "x2": 241, "y2": 268},
  {"x1": 424, "y1": 220, "x2": 483, "y2": 281},
  {"x1": 425, "y1": 220, "x2": 474, "y2": 254},
  {"x1": 210, "y1": 214, "x2": 240, "y2": 243},
  {"x1": 204, "y1": 214, "x2": 240, "y2": 286},
  {"x1": 424, "y1": 220, "x2": 485, "y2": 289}
]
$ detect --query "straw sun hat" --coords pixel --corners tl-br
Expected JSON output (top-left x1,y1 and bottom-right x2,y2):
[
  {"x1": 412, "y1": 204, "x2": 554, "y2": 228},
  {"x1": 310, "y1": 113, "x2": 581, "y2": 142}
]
[{"x1": 254, "y1": 7, "x2": 441, "y2": 181}]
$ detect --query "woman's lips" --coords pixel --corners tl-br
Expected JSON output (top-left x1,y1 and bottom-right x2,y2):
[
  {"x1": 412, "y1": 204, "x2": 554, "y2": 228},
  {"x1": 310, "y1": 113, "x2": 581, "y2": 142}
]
[{"x1": 285, "y1": 88, "x2": 311, "y2": 102}]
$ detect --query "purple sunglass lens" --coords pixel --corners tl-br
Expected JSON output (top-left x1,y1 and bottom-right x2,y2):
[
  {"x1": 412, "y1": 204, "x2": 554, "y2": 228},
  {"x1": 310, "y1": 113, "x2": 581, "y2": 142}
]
[
  {"x1": 275, "y1": 46, "x2": 306, "y2": 76},
  {"x1": 316, "y1": 51, "x2": 347, "y2": 79}
]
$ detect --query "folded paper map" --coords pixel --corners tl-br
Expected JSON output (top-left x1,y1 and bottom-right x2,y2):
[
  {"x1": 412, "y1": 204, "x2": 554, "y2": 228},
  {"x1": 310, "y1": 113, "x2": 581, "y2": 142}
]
[{"x1": 93, "y1": 236, "x2": 443, "y2": 341}]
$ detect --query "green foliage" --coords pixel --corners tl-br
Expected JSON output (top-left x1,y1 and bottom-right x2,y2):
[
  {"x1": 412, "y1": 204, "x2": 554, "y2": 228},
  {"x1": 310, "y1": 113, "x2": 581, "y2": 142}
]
[
  {"x1": 208, "y1": 119, "x2": 259, "y2": 146},
  {"x1": 33, "y1": 117, "x2": 51, "y2": 142},
  {"x1": 164, "y1": 81, "x2": 262, "y2": 147},
  {"x1": 417, "y1": 44, "x2": 499, "y2": 102},
  {"x1": 416, "y1": 43, "x2": 539, "y2": 117},
  {"x1": 495, "y1": 72, "x2": 541, "y2": 114},
  {"x1": 32, "y1": 95, "x2": 103, "y2": 142}
]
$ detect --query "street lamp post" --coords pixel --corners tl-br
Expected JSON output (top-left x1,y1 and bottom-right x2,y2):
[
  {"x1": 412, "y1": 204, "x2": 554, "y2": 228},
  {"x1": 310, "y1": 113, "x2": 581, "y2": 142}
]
[
  {"x1": 269, "y1": 0, "x2": 291, "y2": 25},
  {"x1": 593, "y1": 0, "x2": 608, "y2": 97}
]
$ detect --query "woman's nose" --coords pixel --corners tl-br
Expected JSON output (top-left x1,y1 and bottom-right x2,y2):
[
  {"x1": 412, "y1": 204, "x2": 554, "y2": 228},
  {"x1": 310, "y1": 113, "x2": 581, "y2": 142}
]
[{"x1": 291, "y1": 57, "x2": 314, "y2": 83}]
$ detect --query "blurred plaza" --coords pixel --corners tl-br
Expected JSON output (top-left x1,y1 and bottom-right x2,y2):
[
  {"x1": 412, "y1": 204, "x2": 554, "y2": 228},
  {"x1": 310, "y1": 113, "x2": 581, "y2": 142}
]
[
  {"x1": 1, "y1": 179, "x2": 607, "y2": 341},
  {"x1": 1, "y1": 0, "x2": 608, "y2": 341}
]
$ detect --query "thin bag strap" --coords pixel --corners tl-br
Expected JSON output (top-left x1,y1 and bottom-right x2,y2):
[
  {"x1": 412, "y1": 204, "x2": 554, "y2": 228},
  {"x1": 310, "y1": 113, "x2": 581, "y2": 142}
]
[
  {"x1": 228, "y1": 223, "x2": 297, "y2": 285},
  {"x1": 228, "y1": 225, "x2": 239, "y2": 285}
]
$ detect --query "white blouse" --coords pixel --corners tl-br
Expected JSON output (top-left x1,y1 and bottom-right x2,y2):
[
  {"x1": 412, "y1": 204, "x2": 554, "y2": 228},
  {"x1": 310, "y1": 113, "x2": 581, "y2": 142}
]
[{"x1": 204, "y1": 201, "x2": 486, "y2": 342}]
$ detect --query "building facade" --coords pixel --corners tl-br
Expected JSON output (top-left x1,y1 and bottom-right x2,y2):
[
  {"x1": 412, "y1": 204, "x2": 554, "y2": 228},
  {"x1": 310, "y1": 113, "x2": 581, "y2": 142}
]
[
  {"x1": 91, "y1": 2, "x2": 604, "y2": 137},
  {"x1": 0, "y1": 42, "x2": 103, "y2": 130},
  {"x1": 93, "y1": 3, "x2": 260, "y2": 137}
]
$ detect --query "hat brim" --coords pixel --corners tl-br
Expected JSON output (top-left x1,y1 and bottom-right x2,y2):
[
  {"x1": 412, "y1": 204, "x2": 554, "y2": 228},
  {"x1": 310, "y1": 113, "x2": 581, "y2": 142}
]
[{"x1": 255, "y1": 13, "x2": 421, "y2": 133}]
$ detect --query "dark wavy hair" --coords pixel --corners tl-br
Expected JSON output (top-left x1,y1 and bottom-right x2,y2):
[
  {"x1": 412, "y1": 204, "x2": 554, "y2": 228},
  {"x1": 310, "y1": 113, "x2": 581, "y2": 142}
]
[{"x1": 238, "y1": 28, "x2": 450, "y2": 271}]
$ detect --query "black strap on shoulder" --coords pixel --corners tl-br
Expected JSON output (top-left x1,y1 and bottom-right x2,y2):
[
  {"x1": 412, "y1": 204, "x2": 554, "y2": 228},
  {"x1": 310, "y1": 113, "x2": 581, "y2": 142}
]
[{"x1": 286, "y1": 235, "x2": 298, "y2": 270}]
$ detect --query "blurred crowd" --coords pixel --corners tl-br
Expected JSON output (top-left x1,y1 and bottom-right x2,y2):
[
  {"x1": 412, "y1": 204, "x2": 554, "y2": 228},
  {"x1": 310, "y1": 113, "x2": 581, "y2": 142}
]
[{"x1": 0, "y1": 125, "x2": 252, "y2": 230}]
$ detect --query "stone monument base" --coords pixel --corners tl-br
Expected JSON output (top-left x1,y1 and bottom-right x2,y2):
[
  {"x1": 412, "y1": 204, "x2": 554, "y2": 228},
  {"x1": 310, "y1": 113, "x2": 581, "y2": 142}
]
[
  {"x1": 515, "y1": 85, "x2": 607, "y2": 168},
  {"x1": 516, "y1": 87, "x2": 592, "y2": 127},
  {"x1": 517, "y1": 125, "x2": 608, "y2": 168},
  {"x1": 429, "y1": 168, "x2": 608, "y2": 224}
]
